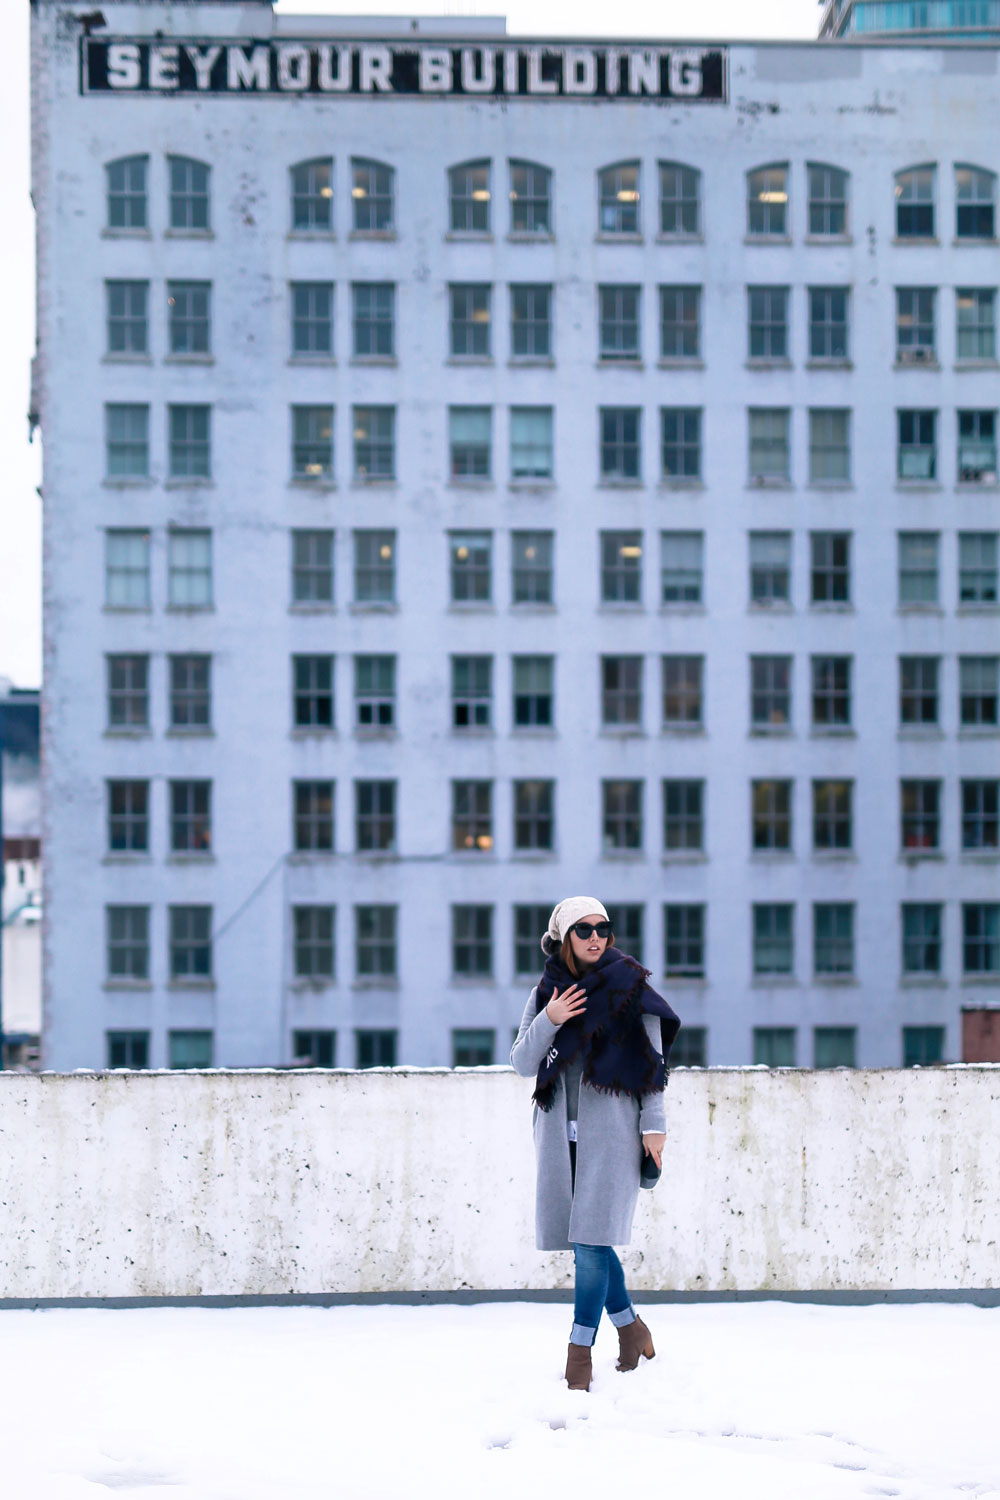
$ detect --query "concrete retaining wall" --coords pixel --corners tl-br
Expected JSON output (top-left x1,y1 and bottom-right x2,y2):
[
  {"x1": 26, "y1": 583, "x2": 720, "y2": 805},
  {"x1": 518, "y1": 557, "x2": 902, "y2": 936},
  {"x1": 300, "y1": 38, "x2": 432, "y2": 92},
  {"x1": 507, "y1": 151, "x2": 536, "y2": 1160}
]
[{"x1": 1, "y1": 1067, "x2": 998, "y2": 1299}]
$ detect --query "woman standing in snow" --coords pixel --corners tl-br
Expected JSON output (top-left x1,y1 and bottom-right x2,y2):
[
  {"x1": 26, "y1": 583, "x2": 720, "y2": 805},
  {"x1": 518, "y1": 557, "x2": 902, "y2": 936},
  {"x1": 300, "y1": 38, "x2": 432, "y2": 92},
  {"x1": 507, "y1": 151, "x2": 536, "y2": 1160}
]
[{"x1": 510, "y1": 897, "x2": 680, "y2": 1392}]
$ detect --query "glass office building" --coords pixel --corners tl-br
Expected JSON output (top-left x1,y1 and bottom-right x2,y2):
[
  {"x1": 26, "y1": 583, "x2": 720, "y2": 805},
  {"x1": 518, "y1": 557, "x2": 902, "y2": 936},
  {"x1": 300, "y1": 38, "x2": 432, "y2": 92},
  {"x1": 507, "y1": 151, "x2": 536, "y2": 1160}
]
[{"x1": 820, "y1": 0, "x2": 1000, "y2": 37}]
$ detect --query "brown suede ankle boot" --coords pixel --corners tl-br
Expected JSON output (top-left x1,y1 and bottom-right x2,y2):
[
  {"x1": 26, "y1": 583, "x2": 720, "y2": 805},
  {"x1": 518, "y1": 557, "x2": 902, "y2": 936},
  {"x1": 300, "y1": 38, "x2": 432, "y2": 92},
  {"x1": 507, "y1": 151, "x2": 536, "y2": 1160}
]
[
  {"x1": 615, "y1": 1315, "x2": 655, "y2": 1372},
  {"x1": 565, "y1": 1341, "x2": 593, "y2": 1391}
]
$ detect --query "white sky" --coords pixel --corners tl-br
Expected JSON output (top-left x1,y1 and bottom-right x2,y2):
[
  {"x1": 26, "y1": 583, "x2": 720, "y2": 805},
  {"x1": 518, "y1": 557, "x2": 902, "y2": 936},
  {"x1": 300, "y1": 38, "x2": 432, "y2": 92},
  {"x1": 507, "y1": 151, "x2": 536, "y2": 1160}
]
[{"x1": 0, "y1": 0, "x2": 819, "y2": 690}]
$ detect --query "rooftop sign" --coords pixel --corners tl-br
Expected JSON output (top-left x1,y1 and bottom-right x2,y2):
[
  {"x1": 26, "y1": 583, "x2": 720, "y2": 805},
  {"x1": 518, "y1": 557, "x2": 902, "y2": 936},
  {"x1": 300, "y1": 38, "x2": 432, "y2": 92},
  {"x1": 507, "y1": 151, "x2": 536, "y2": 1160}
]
[{"x1": 80, "y1": 38, "x2": 727, "y2": 101}]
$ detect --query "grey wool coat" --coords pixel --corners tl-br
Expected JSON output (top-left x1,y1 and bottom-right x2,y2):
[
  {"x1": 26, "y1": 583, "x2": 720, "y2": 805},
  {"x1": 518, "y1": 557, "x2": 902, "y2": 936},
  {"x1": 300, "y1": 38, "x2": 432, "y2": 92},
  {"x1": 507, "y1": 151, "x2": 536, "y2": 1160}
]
[{"x1": 511, "y1": 988, "x2": 667, "y2": 1251}]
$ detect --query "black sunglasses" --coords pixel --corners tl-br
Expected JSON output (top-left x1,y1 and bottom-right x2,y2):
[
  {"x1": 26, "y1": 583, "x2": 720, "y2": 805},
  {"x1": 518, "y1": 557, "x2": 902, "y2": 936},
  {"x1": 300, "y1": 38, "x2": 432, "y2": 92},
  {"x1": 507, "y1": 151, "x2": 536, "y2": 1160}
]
[{"x1": 571, "y1": 921, "x2": 612, "y2": 940}]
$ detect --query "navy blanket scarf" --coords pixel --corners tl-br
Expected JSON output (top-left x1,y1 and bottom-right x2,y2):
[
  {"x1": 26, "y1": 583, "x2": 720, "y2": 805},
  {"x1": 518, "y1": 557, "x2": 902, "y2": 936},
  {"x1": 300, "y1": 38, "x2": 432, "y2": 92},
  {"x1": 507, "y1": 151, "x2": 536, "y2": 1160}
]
[{"x1": 532, "y1": 946, "x2": 681, "y2": 1111}]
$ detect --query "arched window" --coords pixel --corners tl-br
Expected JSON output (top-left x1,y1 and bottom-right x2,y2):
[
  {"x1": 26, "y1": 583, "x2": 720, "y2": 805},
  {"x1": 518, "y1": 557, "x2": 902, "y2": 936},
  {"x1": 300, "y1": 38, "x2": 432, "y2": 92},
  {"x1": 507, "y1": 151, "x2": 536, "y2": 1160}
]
[
  {"x1": 747, "y1": 163, "x2": 788, "y2": 238},
  {"x1": 351, "y1": 158, "x2": 394, "y2": 233},
  {"x1": 290, "y1": 158, "x2": 333, "y2": 232},
  {"x1": 658, "y1": 161, "x2": 700, "y2": 237},
  {"x1": 895, "y1": 165, "x2": 935, "y2": 239},
  {"x1": 449, "y1": 160, "x2": 491, "y2": 233},
  {"x1": 956, "y1": 164, "x2": 995, "y2": 240},
  {"x1": 509, "y1": 160, "x2": 552, "y2": 235},
  {"x1": 807, "y1": 163, "x2": 848, "y2": 237},
  {"x1": 598, "y1": 162, "x2": 640, "y2": 235},
  {"x1": 168, "y1": 156, "x2": 210, "y2": 231},
  {"x1": 106, "y1": 155, "x2": 148, "y2": 230}
]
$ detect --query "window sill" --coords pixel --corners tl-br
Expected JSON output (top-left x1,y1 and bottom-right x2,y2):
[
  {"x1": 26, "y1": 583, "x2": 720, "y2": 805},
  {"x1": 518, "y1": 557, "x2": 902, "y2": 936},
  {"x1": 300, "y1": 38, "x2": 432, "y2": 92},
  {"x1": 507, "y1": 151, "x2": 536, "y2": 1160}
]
[
  {"x1": 955, "y1": 481, "x2": 1000, "y2": 492},
  {"x1": 506, "y1": 231, "x2": 554, "y2": 244},
  {"x1": 750, "y1": 975, "x2": 799, "y2": 987},
  {"x1": 508, "y1": 478, "x2": 555, "y2": 492},
  {"x1": 812, "y1": 850, "x2": 857, "y2": 862},
  {"x1": 350, "y1": 978, "x2": 400, "y2": 992},
  {"x1": 599, "y1": 728, "x2": 645, "y2": 739},
  {"x1": 287, "y1": 231, "x2": 336, "y2": 242},
  {"x1": 510, "y1": 849, "x2": 556, "y2": 861},
  {"x1": 958, "y1": 727, "x2": 1000, "y2": 739},
  {"x1": 661, "y1": 851, "x2": 707, "y2": 864},
  {"x1": 289, "y1": 479, "x2": 336, "y2": 492},
  {"x1": 811, "y1": 974, "x2": 858, "y2": 986},
  {"x1": 597, "y1": 358, "x2": 644, "y2": 370},
  {"x1": 891, "y1": 237, "x2": 939, "y2": 247},
  {"x1": 745, "y1": 359, "x2": 793, "y2": 371},
  {"x1": 101, "y1": 854, "x2": 152, "y2": 866},
  {"x1": 167, "y1": 854, "x2": 216, "y2": 865},
  {"x1": 597, "y1": 480, "x2": 644, "y2": 491},
  {"x1": 450, "y1": 728, "x2": 495, "y2": 738},
  {"x1": 897, "y1": 605, "x2": 945, "y2": 617},
  {"x1": 446, "y1": 357, "x2": 494, "y2": 368},
  {"x1": 954, "y1": 360, "x2": 1000, "y2": 371},
  {"x1": 597, "y1": 603, "x2": 644, "y2": 614},
  {"x1": 165, "y1": 605, "x2": 215, "y2": 615},
  {"x1": 510, "y1": 726, "x2": 556, "y2": 738},
  {"x1": 655, "y1": 233, "x2": 704, "y2": 245},
  {"x1": 447, "y1": 479, "x2": 495, "y2": 490},
  {"x1": 663, "y1": 975, "x2": 708, "y2": 990},
  {"x1": 354, "y1": 851, "x2": 401, "y2": 864},
  {"x1": 749, "y1": 851, "x2": 795, "y2": 862},
  {"x1": 809, "y1": 603, "x2": 855, "y2": 614},
  {"x1": 749, "y1": 601, "x2": 793, "y2": 613},
  {"x1": 164, "y1": 354, "x2": 215, "y2": 366},
  {"x1": 957, "y1": 604, "x2": 1000, "y2": 616},
  {"x1": 289, "y1": 978, "x2": 336, "y2": 992},
  {"x1": 509, "y1": 604, "x2": 556, "y2": 615},
  {"x1": 104, "y1": 727, "x2": 153, "y2": 740},
  {"x1": 657, "y1": 358, "x2": 704, "y2": 371},
  {"x1": 289, "y1": 604, "x2": 336, "y2": 615},
  {"x1": 807, "y1": 480, "x2": 853, "y2": 492},
  {"x1": 960, "y1": 975, "x2": 1000, "y2": 987},
  {"x1": 749, "y1": 726, "x2": 793, "y2": 738},
  {"x1": 444, "y1": 232, "x2": 493, "y2": 243},
  {"x1": 287, "y1": 853, "x2": 338, "y2": 864},
  {"x1": 898, "y1": 850, "x2": 945, "y2": 863},
  {"x1": 809, "y1": 727, "x2": 856, "y2": 739},
  {"x1": 594, "y1": 233, "x2": 643, "y2": 245},
  {"x1": 660, "y1": 725, "x2": 705, "y2": 738},
  {"x1": 288, "y1": 356, "x2": 336, "y2": 367},
  {"x1": 350, "y1": 479, "x2": 397, "y2": 490},
  {"x1": 743, "y1": 235, "x2": 792, "y2": 247},
  {"x1": 165, "y1": 727, "x2": 214, "y2": 739},
  {"x1": 960, "y1": 851, "x2": 1000, "y2": 863},
  {"x1": 601, "y1": 850, "x2": 647, "y2": 861},
  {"x1": 895, "y1": 482, "x2": 942, "y2": 492},
  {"x1": 102, "y1": 477, "x2": 153, "y2": 489},
  {"x1": 103, "y1": 606, "x2": 153, "y2": 615},
  {"x1": 951, "y1": 237, "x2": 998, "y2": 248},
  {"x1": 163, "y1": 228, "x2": 215, "y2": 241},
  {"x1": 166, "y1": 979, "x2": 216, "y2": 992},
  {"x1": 507, "y1": 357, "x2": 555, "y2": 369},
  {"x1": 804, "y1": 234, "x2": 853, "y2": 246},
  {"x1": 447, "y1": 604, "x2": 497, "y2": 614},
  {"x1": 900, "y1": 975, "x2": 948, "y2": 988},
  {"x1": 897, "y1": 728, "x2": 944, "y2": 740},
  {"x1": 103, "y1": 980, "x2": 154, "y2": 992},
  {"x1": 448, "y1": 976, "x2": 498, "y2": 988},
  {"x1": 101, "y1": 228, "x2": 152, "y2": 240},
  {"x1": 349, "y1": 356, "x2": 398, "y2": 368},
  {"x1": 658, "y1": 479, "x2": 704, "y2": 492},
  {"x1": 164, "y1": 477, "x2": 214, "y2": 490},
  {"x1": 805, "y1": 359, "x2": 854, "y2": 372},
  {"x1": 102, "y1": 354, "x2": 153, "y2": 366},
  {"x1": 348, "y1": 602, "x2": 398, "y2": 614},
  {"x1": 659, "y1": 603, "x2": 706, "y2": 615},
  {"x1": 894, "y1": 357, "x2": 940, "y2": 371},
  {"x1": 746, "y1": 479, "x2": 793, "y2": 491},
  {"x1": 354, "y1": 728, "x2": 398, "y2": 741},
  {"x1": 348, "y1": 229, "x2": 398, "y2": 242},
  {"x1": 290, "y1": 728, "x2": 338, "y2": 740}
]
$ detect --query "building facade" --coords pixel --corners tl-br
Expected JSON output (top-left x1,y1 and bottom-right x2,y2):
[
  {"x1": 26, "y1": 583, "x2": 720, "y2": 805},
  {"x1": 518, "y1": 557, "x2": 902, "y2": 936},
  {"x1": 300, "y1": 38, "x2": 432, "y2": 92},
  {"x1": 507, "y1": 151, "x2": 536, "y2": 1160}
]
[
  {"x1": 32, "y1": 2, "x2": 1000, "y2": 1070},
  {"x1": 1, "y1": 682, "x2": 42, "y2": 1067},
  {"x1": 819, "y1": 0, "x2": 1000, "y2": 39}
]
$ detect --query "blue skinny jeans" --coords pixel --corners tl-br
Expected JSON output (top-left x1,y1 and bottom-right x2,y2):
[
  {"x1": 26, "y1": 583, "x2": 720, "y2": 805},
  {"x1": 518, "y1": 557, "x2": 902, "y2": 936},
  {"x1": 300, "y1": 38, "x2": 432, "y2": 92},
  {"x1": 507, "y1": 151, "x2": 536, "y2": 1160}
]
[{"x1": 569, "y1": 1243, "x2": 637, "y2": 1346}]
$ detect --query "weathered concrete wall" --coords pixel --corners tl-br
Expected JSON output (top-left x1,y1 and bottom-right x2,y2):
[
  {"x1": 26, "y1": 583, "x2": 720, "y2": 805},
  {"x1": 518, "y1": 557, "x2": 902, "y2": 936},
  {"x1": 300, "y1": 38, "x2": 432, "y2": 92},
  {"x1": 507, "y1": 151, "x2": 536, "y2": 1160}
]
[{"x1": 1, "y1": 1067, "x2": 998, "y2": 1298}]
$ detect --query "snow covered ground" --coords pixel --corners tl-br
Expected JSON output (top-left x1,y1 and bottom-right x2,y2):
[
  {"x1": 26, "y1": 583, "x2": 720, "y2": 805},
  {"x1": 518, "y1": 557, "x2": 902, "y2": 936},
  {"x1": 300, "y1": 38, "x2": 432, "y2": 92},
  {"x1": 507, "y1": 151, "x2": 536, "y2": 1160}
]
[{"x1": 1, "y1": 1300, "x2": 997, "y2": 1499}]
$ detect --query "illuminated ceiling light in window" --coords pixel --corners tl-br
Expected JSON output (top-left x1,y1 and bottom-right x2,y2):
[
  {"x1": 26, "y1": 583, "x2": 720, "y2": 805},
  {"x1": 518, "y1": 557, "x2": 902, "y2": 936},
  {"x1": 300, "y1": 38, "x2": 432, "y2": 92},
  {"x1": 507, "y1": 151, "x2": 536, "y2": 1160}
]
[
  {"x1": 456, "y1": 546, "x2": 469, "y2": 560},
  {"x1": 758, "y1": 191, "x2": 787, "y2": 203},
  {"x1": 471, "y1": 189, "x2": 491, "y2": 201},
  {"x1": 617, "y1": 189, "x2": 639, "y2": 202},
  {"x1": 352, "y1": 186, "x2": 366, "y2": 198},
  {"x1": 620, "y1": 545, "x2": 642, "y2": 559},
  {"x1": 379, "y1": 545, "x2": 392, "y2": 560},
  {"x1": 476, "y1": 835, "x2": 493, "y2": 849}
]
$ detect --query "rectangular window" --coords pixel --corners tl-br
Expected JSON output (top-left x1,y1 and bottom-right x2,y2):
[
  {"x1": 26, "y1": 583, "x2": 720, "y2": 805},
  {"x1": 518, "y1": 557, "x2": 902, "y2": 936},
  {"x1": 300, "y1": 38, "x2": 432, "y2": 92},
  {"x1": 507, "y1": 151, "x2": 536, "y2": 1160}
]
[
  {"x1": 599, "y1": 285, "x2": 641, "y2": 360},
  {"x1": 960, "y1": 656, "x2": 999, "y2": 726},
  {"x1": 167, "y1": 530, "x2": 212, "y2": 608},
  {"x1": 958, "y1": 533, "x2": 999, "y2": 603},
  {"x1": 814, "y1": 903, "x2": 854, "y2": 975},
  {"x1": 450, "y1": 161, "x2": 490, "y2": 233},
  {"x1": 168, "y1": 906, "x2": 212, "y2": 981},
  {"x1": 963, "y1": 903, "x2": 1000, "y2": 974},
  {"x1": 107, "y1": 780, "x2": 148, "y2": 853},
  {"x1": 107, "y1": 653, "x2": 149, "y2": 729},
  {"x1": 353, "y1": 530, "x2": 395, "y2": 604},
  {"x1": 808, "y1": 287, "x2": 849, "y2": 360},
  {"x1": 602, "y1": 780, "x2": 643, "y2": 852},
  {"x1": 897, "y1": 409, "x2": 937, "y2": 481},
  {"x1": 511, "y1": 532, "x2": 554, "y2": 605},
  {"x1": 354, "y1": 655, "x2": 396, "y2": 729},
  {"x1": 168, "y1": 155, "x2": 210, "y2": 231},
  {"x1": 106, "y1": 280, "x2": 148, "y2": 355},
  {"x1": 292, "y1": 405, "x2": 334, "y2": 480},
  {"x1": 663, "y1": 780, "x2": 704, "y2": 852},
  {"x1": 662, "y1": 656, "x2": 703, "y2": 728},
  {"x1": 293, "y1": 907, "x2": 335, "y2": 980},
  {"x1": 748, "y1": 286, "x2": 788, "y2": 360},
  {"x1": 957, "y1": 410, "x2": 997, "y2": 483},
  {"x1": 901, "y1": 780, "x2": 940, "y2": 851},
  {"x1": 510, "y1": 161, "x2": 551, "y2": 234},
  {"x1": 352, "y1": 282, "x2": 394, "y2": 358},
  {"x1": 601, "y1": 656, "x2": 642, "y2": 728},
  {"x1": 809, "y1": 409, "x2": 850, "y2": 482},
  {"x1": 660, "y1": 532, "x2": 703, "y2": 604},
  {"x1": 896, "y1": 287, "x2": 936, "y2": 361},
  {"x1": 107, "y1": 1031, "x2": 150, "y2": 1069},
  {"x1": 811, "y1": 656, "x2": 851, "y2": 728},
  {"x1": 659, "y1": 162, "x2": 700, "y2": 236},
  {"x1": 661, "y1": 408, "x2": 701, "y2": 481},
  {"x1": 169, "y1": 1030, "x2": 214, "y2": 1068},
  {"x1": 896, "y1": 166, "x2": 935, "y2": 239},
  {"x1": 814, "y1": 1027, "x2": 855, "y2": 1068},
  {"x1": 451, "y1": 656, "x2": 492, "y2": 729},
  {"x1": 510, "y1": 284, "x2": 552, "y2": 358},
  {"x1": 608, "y1": 905, "x2": 644, "y2": 965},
  {"x1": 167, "y1": 280, "x2": 211, "y2": 355},
  {"x1": 600, "y1": 407, "x2": 641, "y2": 482},
  {"x1": 513, "y1": 780, "x2": 554, "y2": 852},
  {"x1": 292, "y1": 1028, "x2": 336, "y2": 1065},
  {"x1": 452, "y1": 905, "x2": 493, "y2": 977},
  {"x1": 600, "y1": 531, "x2": 643, "y2": 604},
  {"x1": 291, "y1": 158, "x2": 332, "y2": 232},
  {"x1": 170, "y1": 780, "x2": 212, "y2": 855},
  {"x1": 956, "y1": 288, "x2": 995, "y2": 361},
  {"x1": 750, "y1": 656, "x2": 791, "y2": 730},
  {"x1": 747, "y1": 164, "x2": 787, "y2": 237},
  {"x1": 664, "y1": 904, "x2": 704, "y2": 978},
  {"x1": 449, "y1": 406, "x2": 491, "y2": 480},
  {"x1": 355, "y1": 906, "x2": 397, "y2": 979},
  {"x1": 292, "y1": 655, "x2": 334, "y2": 729},
  {"x1": 450, "y1": 283, "x2": 491, "y2": 358},
  {"x1": 293, "y1": 780, "x2": 334, "y2": 852},
  {"x1": 106, "y1": 905, "x2": 150, "y2": 981},
  {"x1": 512, "y1": 655, "x2": 554, "y2": 728},
  {"x1": 808, "y1": 165, "x2": 848, "y2": 236},
  {"x1": 106, "y1": 155, "x2": 147, "y2": 230},
  {"x1": 659, "y1": 285, "x2": 700, "y2": 360},
  {"x1": 290, "y1": 282, "x2": 333, "y2": 356},
  {"x1": 449, "y1": 531, "x2": 492, "y2": 603},
  {"x1": 353, "y1": 406, "x2": 395, "y2": 480},
  {"x1": 813, "y1": 781, "x2": 852, "y2": 852},
  {"x1": 898, "y1": 532, "x2": 939, "y2": 605},
  {"x1": 956, "y1": 165, "x2": 995, "y2": 239},
  {"x1": 514, "y1": 904, "x2": 553, "y2": 976},
  {"x1": 900, "y1": 657, "x2": 939, "y2": 727},
  {"x1": 452, "y1": 1029, "x2": 495, "y2": 1067},
  {"x1": 749, "y1": 532, "x2": 791, "y2": 605},
  {"x1": 169, "y1": 654, "x2": 211, "y2": 730},
  {"x1": 902, "y1": 1027, "x2": 944, "y2": 1068},
  {"x1": 355, "y1": 781, "x2": 396, "y2": 853},
  {"x1": 754, "y1": 1028, "x2": 797, "y2": 1066},
  {"x1": 452, "y1": 780, "x2": 493, "y2": 852},
  {"x1": 902, "y1": 903, "x2": 942, "y2": 974},
  {"x1": 292, "y1": 529, "x2": 334, "y2": 605},
  {"x1": 510, "y1": 407, "x2": 553, "y2": 480},
  {"x1": 352, "y1": 157, "x2": 394, "y2": 232},
  {"x1": 671, "y1": 1027, "x2": 707, "y2": 1066},
  {"x1": 961, "y1": 779, "x2": 1000, "y2": 851},
  {"x1": 752, "y1": 781, "x2": 792, "y2": 851},
  {"x1": 106, "y1": 403, "x2": 149, "y2": 478},
  {"x1": 753, "y1": 904, "x2": 794, "y2": 975},
  {"x1": 749, "y1": 408, "x2": 790, "y2": 482},
  {"x1": 168, "y1": 404, "x2": 211, "y2": 479},
  {"x1": 356, "y1": 1030, "x2": 397, "y2": 1067},
  {"x1": 599, "y1": 162, "x2": 640, "y2": 235},
  {"x1": 811, "y1": 532, "x2": 851, "y2": 605}
]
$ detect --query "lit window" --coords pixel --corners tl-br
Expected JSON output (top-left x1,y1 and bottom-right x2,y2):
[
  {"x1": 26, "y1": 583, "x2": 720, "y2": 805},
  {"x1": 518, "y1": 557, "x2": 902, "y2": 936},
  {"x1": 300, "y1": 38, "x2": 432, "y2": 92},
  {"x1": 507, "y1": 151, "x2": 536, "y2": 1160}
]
[{"x1": 598, "y1": 161, "x2": 640, "y2": 235}]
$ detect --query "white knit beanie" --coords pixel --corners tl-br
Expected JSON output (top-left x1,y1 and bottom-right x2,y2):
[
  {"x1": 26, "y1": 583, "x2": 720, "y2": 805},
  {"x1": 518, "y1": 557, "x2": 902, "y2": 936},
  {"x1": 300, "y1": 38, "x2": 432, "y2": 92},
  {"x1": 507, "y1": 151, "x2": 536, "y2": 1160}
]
[{"x1": 541, "y1": 897, "x2": 610, "y2": 955}]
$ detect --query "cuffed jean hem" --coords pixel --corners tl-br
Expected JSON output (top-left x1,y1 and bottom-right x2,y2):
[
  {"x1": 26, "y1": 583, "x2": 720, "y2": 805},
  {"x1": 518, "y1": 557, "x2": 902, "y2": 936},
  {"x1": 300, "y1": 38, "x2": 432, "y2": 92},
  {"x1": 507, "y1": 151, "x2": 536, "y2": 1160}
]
[
  {"x1": 569, "y1": 1322, "x2": 598, "y2": 1347},
  {"x1": 608, "y1": 1304, "x2": 637, "y2": 1328}
]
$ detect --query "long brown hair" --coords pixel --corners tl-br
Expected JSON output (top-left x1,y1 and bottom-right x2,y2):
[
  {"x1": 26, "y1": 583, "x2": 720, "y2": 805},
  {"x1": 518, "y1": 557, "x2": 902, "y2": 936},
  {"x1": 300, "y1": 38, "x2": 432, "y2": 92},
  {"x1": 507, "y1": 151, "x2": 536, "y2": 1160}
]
[{"x1": 560, "y1": 929, "x2": 615, "y2": 977}]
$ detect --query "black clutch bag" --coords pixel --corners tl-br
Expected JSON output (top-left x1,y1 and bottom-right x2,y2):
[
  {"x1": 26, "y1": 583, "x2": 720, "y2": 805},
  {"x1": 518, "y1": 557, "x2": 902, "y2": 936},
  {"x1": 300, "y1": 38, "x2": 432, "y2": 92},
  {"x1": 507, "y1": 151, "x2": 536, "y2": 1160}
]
[{"x1": 640, "y1": 1152, "x2": 661, "y2": 1189}]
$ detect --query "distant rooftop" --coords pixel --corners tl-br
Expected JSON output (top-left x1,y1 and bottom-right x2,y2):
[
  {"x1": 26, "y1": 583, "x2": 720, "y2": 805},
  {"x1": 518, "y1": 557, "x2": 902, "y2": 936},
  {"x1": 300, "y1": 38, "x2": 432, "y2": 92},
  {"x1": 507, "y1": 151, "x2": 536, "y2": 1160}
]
[{"x1": 819, "y1": 0, "x2": 1000, "y2": 37}]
